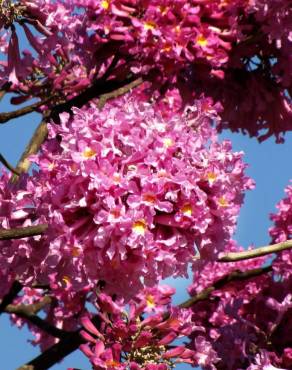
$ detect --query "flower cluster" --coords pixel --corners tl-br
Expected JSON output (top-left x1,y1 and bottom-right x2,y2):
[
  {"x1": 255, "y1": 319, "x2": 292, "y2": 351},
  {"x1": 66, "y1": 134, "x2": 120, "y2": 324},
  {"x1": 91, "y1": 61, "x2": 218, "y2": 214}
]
[
  {"x1": 80, "y1": 285, "x2": 195, "y2": 370},
  {"x1": 0, "y1": 0, "x2": 291, "y2": 140},
  {"x1": 185, "y1": 185, "x2": 292, "y2": 369},
  {"x1": 269, "y1": 182, "x2": 292, "y2": 280},
  {"x1": 0, "y1": 94, "x2": 253, "y2": 299},
  {"x1": 17, "y1": 95, "x2": 250, "y2": 297}
]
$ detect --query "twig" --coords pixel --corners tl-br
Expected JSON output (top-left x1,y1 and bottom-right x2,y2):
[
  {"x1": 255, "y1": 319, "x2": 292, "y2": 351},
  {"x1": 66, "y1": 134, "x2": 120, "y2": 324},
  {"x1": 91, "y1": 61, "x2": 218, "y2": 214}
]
[
  {"x1": 97, "y1": 77, "x2": 143, "y2": 109},
  {"x1": 0, "y1": 153, "x2": 21, "y2": 175},
  {"x1": 218, "y1": 240, "x2": 292, "y2": 262},
  {"x1": 11, "y1": 120, "x2": 48, "y2": 182},
  {"x1": 0, "y1": 99, "x2": 50, "y2": 124},
  {"x1": 178, "y1": 265, "x2": 272, "y2": 309},
  {"x1": 5, "y1": 296, "x2": 52, "y2": 316},
  {"x1": 0, "y1": 281, "x2": 23, "y2": 314},
  {"x1": 0, "y1": 224, "x2": 48, "y2": 240},
  {"x1": 5, "y1": 296, "x2": 70, "y2": 339}
]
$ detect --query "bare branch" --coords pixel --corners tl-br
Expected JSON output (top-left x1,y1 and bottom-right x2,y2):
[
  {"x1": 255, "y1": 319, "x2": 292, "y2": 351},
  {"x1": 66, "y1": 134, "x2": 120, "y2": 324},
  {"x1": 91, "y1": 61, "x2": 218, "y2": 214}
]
[
  {"x1": 218, "y1": 240, "x2": 292, "y2": 262},
  {"x1": 11, "y1": 120, "x2": 48, "y2": 182},
  {"x1": 0, "y1": 224, "x2": 48, "y2": 240},
  {"x1": 178, "y1": 265, "x2": 272, "y2": 309},
  {"x1": 97, "y1": 77, "x2": 143, "y2": 109},
  {"x1": 0, "y1": 99, "x2": 50, "y2": 124},
  {"x1": 0, "y1": 153, "x2": 21, "y2": 175}
]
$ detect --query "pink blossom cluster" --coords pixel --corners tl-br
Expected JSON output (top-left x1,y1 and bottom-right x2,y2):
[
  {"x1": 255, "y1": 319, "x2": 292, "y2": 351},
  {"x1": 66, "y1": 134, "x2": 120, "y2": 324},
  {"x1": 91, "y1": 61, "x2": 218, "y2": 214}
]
[
  {"x1": 0, "y1": 95, "x2": 253, "y2": 299},
  {"x1": 79, "y1": 285, "x2": 195, "y2": 370},
  {"x1": 184, "y1": 184, "x2": 292, "y2": 369},
  {"x1": 20, "y1": 95, "x2": 251, "y2": 297},
  {"x1": 0, "y1": 0, "x2": 291, "y2": 140},
  {"x1": 269, "y1": 182, "x2": 292, "y2": 280},
  {"x1": 187, "y1": 256, "x2": 292, "y2": 368}
]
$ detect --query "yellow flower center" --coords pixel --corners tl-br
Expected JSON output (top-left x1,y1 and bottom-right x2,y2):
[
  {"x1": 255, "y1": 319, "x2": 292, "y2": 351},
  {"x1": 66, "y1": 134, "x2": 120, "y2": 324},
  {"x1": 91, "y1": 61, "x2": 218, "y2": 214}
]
[
  {"x1": 181, "y1": 204, "x2": 192, "y2": 216},
  {"x1": 113, "y1": 173, "x2": 121, "y2": 184},
  {"x1": 132, "y1": 219, "x2": 147, "y2": 235},
  {"x1": 82, "y1": 147, "x2": 96, "y2": 159},
  {"x1": 71, "y1": 247, "x2": 81, "y2": 257},
  {"x1": 146, "y1": 294, "x2": 156, "y2": 308},
  {"x1": 218, "y1": 197, "x2": 229, "y2": 207},
  {"x1": 197, "y1": 35, "x2": 208, "y2": 47},
  {"x1": 163, "y1": 137, "x2": 174, "y2": 148},
  {"x1": 62, "y1": 275, "x2": 71, "y2": 285},
  {"x1": 101, "y1": 0, "x2": 110, "y2": 10},
  {"x1": 207, "y1": 172, "x2": 217, "y2": 184},
  {"x1": 144, "y1": 21, "x2": 156, "y2": 30}
]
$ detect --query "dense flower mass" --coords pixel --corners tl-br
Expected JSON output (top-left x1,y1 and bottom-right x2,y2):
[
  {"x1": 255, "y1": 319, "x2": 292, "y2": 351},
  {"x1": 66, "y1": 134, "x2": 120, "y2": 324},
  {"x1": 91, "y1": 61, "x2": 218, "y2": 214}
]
[
  {"x1": 186, "y1": 185, "x2": 292, "y2": 370},
  {"x1": 0, "y1": 1, "x2": 291, "y2": 369},
  {"x1": 0, "y1": 95, "x2": 253, "y2": 298},
  {"x1": 79, "y1": 285, "x2": 195, "y2": 370},
  {"x1": 0, "y1": 0, "x2": 291, "y2": 140}
]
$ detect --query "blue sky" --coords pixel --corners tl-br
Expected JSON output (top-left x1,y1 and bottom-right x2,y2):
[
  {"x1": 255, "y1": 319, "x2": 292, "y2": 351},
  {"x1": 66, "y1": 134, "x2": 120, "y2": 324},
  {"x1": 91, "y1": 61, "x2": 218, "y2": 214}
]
[{"x1": 0, "y1": 87, "x2": 291, "y2": 369}]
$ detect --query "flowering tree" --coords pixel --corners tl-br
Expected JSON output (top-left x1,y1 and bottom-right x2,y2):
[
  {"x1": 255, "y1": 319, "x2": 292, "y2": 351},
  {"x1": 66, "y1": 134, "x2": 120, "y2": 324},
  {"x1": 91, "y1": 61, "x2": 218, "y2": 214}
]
[{"x1": 0, "y1": 0, "x2": 291, "y2": 369}]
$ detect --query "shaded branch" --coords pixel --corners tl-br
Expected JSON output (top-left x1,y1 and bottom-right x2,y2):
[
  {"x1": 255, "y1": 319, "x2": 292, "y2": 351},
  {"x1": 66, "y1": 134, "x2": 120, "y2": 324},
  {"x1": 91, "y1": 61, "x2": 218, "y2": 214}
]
[
  {"x1": 17, "y1": 316, "x2": 100, "y2": 370},
  {"x1": 218, "y1": 240, "x2": 292, "y2": 262},
  {"x1": 5, "y1": 296, "x2": 70, "y2": 339},
  {"x1": 178, "y1": 265, "x2": 272, "y2": 309},
  {"x1": 97, "y1": 77, "x2": 143, "y2": 109},
  {"x1": 0, "y1": 99, "x2": 50, "y2": 124},
  {"x1": 0, "y1": 281, "x2": 23, "y2": 314},
  {"x1": 50, "y1": 75, "x2": 142, "y2": 121},
  {"x1": 0, "y1": 153, "x2": 20, "y2": 175},
  {"x1": 0, "y1": 224, "x2": 48, "y2": 240},
  {"x1": 17, "y1": 331, "x2": 85, "y2": 370}
]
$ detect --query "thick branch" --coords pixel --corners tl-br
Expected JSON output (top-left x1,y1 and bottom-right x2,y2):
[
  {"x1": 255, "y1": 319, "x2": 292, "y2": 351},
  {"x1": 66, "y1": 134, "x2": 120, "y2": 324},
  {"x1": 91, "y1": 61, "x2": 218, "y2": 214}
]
[
  {"x1": 0, "y1": 281, "x2": 23, "y2": 314},
  {"x1": 0, "y1": 153, "x2": 20, "y2": 175},
  {"x1": 0, "y1": 224, "x2": 48, "y2": 240},
  {"x1": 17, "y1": 331, "x2": 85, "y2": 370},
  {"x1": 218, "y1": 240, "x2": 292, "y2": 262},
  {"x1": 17, "y1": 316, "x2": 101, "y2": 370},
  {"x1": 178, "y1": 265, "x2": 272, "y2": 309},
  {"x1": 97, "y1": 77, "x2": 143, "y2": 109}
]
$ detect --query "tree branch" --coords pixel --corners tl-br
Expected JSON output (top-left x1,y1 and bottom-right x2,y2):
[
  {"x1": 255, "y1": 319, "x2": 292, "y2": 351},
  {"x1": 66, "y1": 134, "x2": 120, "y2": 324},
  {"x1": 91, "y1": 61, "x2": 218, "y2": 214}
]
[
  {"x1": 17, "y1": 331, "x2": 85, "y2": 370},
  {"x1": 16, "y1": 316, "x2": 101, "y2": 370},
  {"x1": 178, "y1": 265, "x2": 272, "y2": 309},
  {"x1": 218, "y1": 240, "x2": 292, "y2": 262},
  {"x1": 50, "y1": 75, "x2": 142, "y2": 121},
  {"x1": 5, "y1": 296, "x2": 70, "y2": 339},
  {"x1": 11, "y1": 120, "x2": 48, "y2": 182},
  {"x1": 0, "y1": 153, "x2": 21, "y2": 175},
  {"x1": 97, "y1": 77, "x2": 143, "y2": 109},
  {"x1": 0, "y1": 99, "x2": 50, "y2": 124},
  {"x1": 0, "y1": 281, "x2": 23, "y2": 314},
  {"x1": 0, "y1": 224, "x2": 48, "y2": 240}
]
